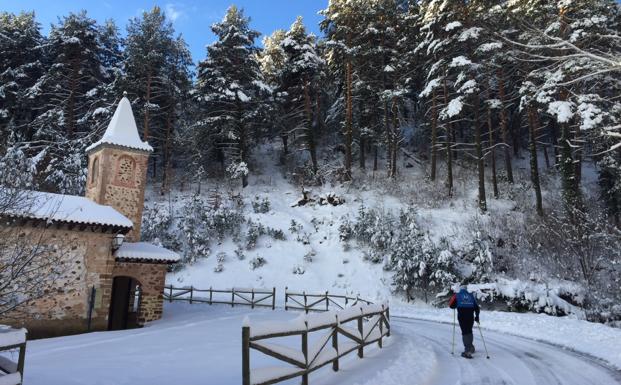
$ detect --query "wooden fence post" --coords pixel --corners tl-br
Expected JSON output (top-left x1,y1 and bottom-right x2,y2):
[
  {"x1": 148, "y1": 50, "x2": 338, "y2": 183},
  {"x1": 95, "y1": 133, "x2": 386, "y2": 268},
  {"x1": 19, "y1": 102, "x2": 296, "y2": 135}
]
[
  {"x1": 17, "y1": 342, "x2": 26, "y2": 378},
  {"x1": 303, "y1": 291, "x2": 308, "y2": 314},
  {"x1": 251, "y1": 289, "x2": 255, "y2": 309},
  {"x1": 272, "y1": 287, "x2": 276, "y2": 310},
  {"x1": 285, "y1": 287, "x2": 288, "y2": 311},
  {"x1": 232, "y1": 288, "x2": 235, "y2": 307},
  {"x1": 209, "y1": 286, "x2": 213, "y2": 305},
  {"x1": 378, "y1": 305, "x2": 384, "y2": 349},
  {"x1": 357, "y1": 308, "x2": 364, "y2": 358},
  {"x1": 242, "y1": 326, "x2": 250, "y2": 385},
  {"x1": 302, "y1": 321, "x2": 309, "y2": 385},
  {"x1": 386, "y1": 307, "x2": 390, "y2": 337},
  {"x1": 332, "y1": 315, "x2": 339, "y2": 372},
  {"x1": 189, "y1": 286, "x2": 193, "y2": 304},
  {"x1": 168, "y1": 285, "x2": 173, "y2": 303},
  {"x1": 325, "y1": 291, "x2": 329, "y2": 311}
]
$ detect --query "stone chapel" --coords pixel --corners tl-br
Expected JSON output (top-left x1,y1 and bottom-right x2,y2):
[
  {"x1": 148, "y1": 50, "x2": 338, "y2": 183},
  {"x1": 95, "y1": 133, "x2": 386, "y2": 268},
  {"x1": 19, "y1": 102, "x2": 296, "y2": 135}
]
[{"x1": 0, "y1": 96, "x2": 179, "y2": 338}]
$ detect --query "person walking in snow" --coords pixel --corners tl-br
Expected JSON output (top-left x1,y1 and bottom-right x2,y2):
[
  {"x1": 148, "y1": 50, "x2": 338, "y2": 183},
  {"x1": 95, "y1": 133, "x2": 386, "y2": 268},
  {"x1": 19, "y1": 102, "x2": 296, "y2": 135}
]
[{"x1": 449, "y1": 284, "x2": 480, "y2": 358}]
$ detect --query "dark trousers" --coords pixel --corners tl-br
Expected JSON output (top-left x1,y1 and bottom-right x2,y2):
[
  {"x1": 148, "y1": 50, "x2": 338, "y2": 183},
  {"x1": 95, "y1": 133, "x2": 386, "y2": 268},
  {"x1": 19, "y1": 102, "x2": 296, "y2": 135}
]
[
  {"x1": 457, "y1": 310, "x2": 474, "y2": 335},
  {"x1": 457, "y1": 308, "x2": 475, "y2": 353}
]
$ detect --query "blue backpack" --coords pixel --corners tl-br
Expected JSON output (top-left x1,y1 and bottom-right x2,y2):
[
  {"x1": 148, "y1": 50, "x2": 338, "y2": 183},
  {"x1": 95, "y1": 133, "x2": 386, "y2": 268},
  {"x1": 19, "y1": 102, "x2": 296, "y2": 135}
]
[{"x1": 456, "y1": 289, "x2": 476, "y2": 309}]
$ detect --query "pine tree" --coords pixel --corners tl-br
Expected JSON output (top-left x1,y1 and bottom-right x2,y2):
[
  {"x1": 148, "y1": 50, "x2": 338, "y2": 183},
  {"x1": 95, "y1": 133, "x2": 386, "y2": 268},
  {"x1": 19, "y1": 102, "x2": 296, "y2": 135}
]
[
  {"x1": 0, "y1": 12, "x2": 45, "y2": 150},
  {"x1": 124, "y1": 7, "x2": 175, "y2": 143},
  {"x1": 28, "y1": 11, "x2": 116, "y2": 194},
  {"x1": 279, "y1": 17, "x2": 324, "y2": 173},
  {"x1": 196, "y1": 6, "x2": 269, "y2": 188}
]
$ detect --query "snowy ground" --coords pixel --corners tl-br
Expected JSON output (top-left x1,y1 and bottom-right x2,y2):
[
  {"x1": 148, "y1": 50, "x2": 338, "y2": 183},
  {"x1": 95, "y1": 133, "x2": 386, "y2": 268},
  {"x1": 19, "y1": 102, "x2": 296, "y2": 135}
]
[{"x1": 21, "y1": 303, "x2": 621, "y2": 385}]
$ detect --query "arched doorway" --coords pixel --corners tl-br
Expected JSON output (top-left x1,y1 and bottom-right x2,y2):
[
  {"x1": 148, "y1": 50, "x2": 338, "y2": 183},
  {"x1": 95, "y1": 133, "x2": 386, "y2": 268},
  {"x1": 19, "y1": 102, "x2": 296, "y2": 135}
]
[{"x1": 108, "y1": 276, "x2": 142, "y2": 330}]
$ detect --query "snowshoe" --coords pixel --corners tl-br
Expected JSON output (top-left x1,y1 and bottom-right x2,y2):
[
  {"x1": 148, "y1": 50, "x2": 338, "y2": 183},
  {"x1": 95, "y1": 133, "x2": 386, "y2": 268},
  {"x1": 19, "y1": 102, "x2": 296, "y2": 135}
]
[{"x1": 461, "y1": 352, "x2": 473, "y2": 359}]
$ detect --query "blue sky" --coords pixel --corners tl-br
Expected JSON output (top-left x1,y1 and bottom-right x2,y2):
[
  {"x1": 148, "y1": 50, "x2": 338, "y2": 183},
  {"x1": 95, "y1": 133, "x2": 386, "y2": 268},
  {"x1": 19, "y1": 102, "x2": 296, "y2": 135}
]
[{"x1": 2, "y1": 0, "x2": 327, "y2": 64}]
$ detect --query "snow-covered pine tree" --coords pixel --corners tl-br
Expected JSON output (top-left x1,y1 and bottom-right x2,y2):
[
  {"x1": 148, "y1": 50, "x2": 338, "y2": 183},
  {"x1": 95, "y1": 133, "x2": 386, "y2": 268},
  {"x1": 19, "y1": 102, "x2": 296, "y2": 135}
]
[
  {"x1": 0, "y1": 12, "x2": 45, "y2": 151},
  {"x1": 196, "y1": 6, "x2": 269, "y2": 188},
  {"x1": 28, "y1": 11, "x2": 117, "y2": 194},
  {"x1": 417, "y1": 0, "x2": 469, "y2": 197},
  {"x1": 258, "y1": 29, "x2": 289, "y2": 156},
  {"x1": 321, "y1": 0, "x2": 365, "y2": 181},
  {"x1": 160, "y1": 36, "x2": 193, "y2": 194},
  {"x1": 463, "y1": 230, "x2": 494, "y2": 283},
  {"x1": 124, "y1": 7, "x2": 176, "y2": 179},
  {"x1": 390, "y1": 207, "x2": 457, "y2": 302},
  {"x1": 279, "y1": 16, "x2": 324, "y2": 174}
]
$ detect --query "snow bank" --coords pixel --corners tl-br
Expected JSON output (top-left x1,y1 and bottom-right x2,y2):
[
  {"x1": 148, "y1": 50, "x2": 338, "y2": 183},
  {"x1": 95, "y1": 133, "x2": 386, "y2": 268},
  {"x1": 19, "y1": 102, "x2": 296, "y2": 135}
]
[{"x1": 464, "y1": 278, "x2": 585, "y2": 317}]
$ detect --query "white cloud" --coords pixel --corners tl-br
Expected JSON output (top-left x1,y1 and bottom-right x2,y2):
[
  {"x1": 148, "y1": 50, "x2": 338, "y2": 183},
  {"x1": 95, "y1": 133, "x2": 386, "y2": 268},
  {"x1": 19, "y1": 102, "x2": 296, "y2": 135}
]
[{"x1": 165, "y1": 3, "x2": 184, "y2": 22}]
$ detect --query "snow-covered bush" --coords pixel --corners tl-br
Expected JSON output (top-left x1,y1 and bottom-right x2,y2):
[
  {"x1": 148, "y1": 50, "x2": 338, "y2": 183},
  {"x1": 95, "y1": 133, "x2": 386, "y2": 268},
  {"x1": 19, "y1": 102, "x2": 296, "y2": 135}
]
[
  {"x1": 252, "y1": 196, "x2": 271, "y2": 213},
  {"x1": 461, "y1": 230, "x2": 494, "y2": 283},
  {"x1": 142, "y1": 194, "x2": 244, "y2": 265},
  {"x1": 249, "y1": 256, "x2": 267, "y2": 270},
  {"x1": 214, "y1": 252, "x2": 227, "y2": 273},
  {"x1": 340, "y1": 205, "x2": 395, "y2": 262},
  {"x1": 467, "y1": 278, "x2": 586, "y2": 317},
  {"x1": 289, "y1": 219, "x2": 303, "y2": 234},
  {"x1": 245, "y1": 220, "x2": 286, "y2": 249},
  {"x1": 303, "y1": 250, "x2": 315, "y2": 263},
  {"x1": 234, "y1": 245, "x2": 246, "y2": 260}
]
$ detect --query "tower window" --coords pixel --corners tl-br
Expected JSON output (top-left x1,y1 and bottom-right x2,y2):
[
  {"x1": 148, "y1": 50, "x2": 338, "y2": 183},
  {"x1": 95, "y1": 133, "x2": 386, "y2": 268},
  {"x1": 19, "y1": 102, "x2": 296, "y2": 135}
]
[
  {"x1": 116, "y1": 156, "x2": 136, "y2": 186},
  {"x1": 90, "y1": 156, "x2": 99, "y2": 186}
]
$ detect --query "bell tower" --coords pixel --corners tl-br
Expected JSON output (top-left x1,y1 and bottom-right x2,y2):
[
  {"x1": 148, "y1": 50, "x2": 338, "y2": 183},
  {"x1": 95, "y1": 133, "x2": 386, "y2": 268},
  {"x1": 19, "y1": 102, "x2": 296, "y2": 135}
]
[{"x1": 85, "y1": 95, "x2": 153, "y2": 241}]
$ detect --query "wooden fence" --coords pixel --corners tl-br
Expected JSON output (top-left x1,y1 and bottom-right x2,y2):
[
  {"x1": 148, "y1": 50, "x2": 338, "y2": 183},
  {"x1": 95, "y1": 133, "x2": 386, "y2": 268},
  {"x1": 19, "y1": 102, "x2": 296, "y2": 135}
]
[
  {"x1": 0, "y1": 331, "x2": 27, "y2": 385},
  {"x1": 163, "y1": 285, "x2": 276, "y2": 310},
  {"x1": 243, "y1": 303, "x2": 390, "y2": 385},
  {"x1": 284, "y1": 288, "x2": 373, "y2": 313}
]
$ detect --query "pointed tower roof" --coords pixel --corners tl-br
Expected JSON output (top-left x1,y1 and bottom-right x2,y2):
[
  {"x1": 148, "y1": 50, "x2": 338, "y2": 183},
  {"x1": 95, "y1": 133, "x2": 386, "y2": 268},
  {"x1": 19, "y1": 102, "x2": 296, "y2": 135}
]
[{"x1": 86, "y1": 96, "x2": 153, "y2": 153}]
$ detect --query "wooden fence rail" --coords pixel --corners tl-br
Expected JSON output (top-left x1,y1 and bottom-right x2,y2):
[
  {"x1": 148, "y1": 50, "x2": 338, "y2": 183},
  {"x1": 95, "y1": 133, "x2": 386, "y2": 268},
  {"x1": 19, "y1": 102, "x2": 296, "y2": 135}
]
[
  {"x1": 243, "y1": 303, "x2": 390, "y2": 385},
  {"x1": 163, "y1": 285, "x2": 276, "y2": 310},
  {"x1": 284, "y1": 288, "x2": 373, "y2": 313}
]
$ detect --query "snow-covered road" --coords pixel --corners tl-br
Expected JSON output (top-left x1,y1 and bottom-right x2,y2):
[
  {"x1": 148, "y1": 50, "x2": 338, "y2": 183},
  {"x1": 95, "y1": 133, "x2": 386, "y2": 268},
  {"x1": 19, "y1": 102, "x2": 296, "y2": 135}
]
[
  {"x1": 390, "y1": 317, "x2": 621, "y2": 385},
  {"x1": 21, "y1": 304, "x2": 621, "y2": 385}
]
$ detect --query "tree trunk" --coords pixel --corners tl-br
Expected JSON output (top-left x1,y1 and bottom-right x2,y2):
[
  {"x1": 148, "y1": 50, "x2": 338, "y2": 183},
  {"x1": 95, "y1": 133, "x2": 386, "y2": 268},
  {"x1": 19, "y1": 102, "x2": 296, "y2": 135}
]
[
  {"x1": 344, "y1": 58, "x2": 353, "y2": 181},
  {"x1": 390, "y1": 98, "x2": 398, "y2": 178},
  {"x1": 430, "y1": 88, "x2": 438, "y2": 181},
  {"x1": 473, "y1": 84, "x2": 487, "y2": 212},
  {"x1": 528, "y1": 106, "x2": 544, "y2": 216},
  {"x1": 443, "y1": 78, "x2": 453, "y2": 197},
  {"x1": 487, "y1": 87, "x2": 499, "y2": 198},
  {"x1": 66, "y1": 56, "x2": 79, "y2": 139},
  {"x1": 496, "y1": 69, "x2": 513, "y2": 183},
  {"x1": 304, "y1": 80, "x2": 318, "y2": 173},
  {"x1": 574, "y1": 127, "x2": 582, "y2": 188},
  {"x1": 161, "y1": 107, "x2": 174, "y2": 195},
  {"x1": 144, "y1": 69, "x2": 152, "y2": 140},
  {"x1": 373, "y1": 145, "x2": 378, "y2": 172}
]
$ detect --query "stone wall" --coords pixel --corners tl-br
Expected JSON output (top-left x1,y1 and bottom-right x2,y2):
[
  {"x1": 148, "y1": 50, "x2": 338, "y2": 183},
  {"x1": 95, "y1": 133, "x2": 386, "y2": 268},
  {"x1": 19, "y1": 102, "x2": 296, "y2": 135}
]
[
  {"x1": 112, "y1": 262, "x2": 167, "y2": 324},
  {"x1": 0, "y1": 224, "x2": 116, "y2": 338},
  {"x1": 85, "y1": 146, "x2": 149, "y2": 242}
]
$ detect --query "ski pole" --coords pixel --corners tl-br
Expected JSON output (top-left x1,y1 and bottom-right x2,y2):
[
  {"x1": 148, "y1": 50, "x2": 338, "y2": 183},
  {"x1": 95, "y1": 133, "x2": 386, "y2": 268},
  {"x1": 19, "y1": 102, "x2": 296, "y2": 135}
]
[
  {"x1": 477, "y1": 322, "x2": 490, "y2": 359},
  {"x1": 451, "y1": 308, "x2": 456, "y2": 355}
]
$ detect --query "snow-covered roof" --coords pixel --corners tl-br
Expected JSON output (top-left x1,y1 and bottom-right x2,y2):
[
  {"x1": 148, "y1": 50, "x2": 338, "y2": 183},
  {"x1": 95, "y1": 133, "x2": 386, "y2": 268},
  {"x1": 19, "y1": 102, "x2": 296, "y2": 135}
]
[
  {"x1": 0, "y1": 325, "x2": 26, "y2": 348},
  {"x1": 115, "y1": 242, "x2": 180, "y2": 263},
  {"x1": 86, "y1": 96, "x2": 153, "y2": 153},
  {"x1": 3, "y1": 190, "x2": 133, "y2": 230}
]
